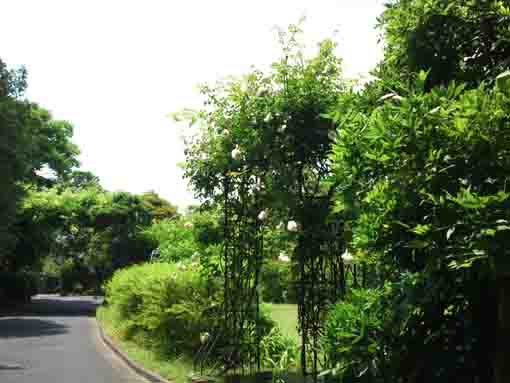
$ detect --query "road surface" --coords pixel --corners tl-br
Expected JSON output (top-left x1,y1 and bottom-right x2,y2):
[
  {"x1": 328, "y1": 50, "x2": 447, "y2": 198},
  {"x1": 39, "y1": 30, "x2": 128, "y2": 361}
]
[{"x1": 0, "y1": 295, "x2": 144, "y2": 383}]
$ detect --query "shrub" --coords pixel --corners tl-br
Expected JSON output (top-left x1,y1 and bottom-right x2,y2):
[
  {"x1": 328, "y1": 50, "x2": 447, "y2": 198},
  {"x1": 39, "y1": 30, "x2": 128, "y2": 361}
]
[
  {"x1": 322, "y1": 288, "x2": 389, "y2": 382},
  {"x1": 105, "y1": 260, "x2": 277, "y2": 364},
  {"x1": 104, "y1": 261, "x2": 223, "y2": 356},
  {"x1": 143, "y1": 219, "x2": 199, "y2": 263},
  {"x1": 260, "y1": 325, "x2": 299, "y2": 380}
]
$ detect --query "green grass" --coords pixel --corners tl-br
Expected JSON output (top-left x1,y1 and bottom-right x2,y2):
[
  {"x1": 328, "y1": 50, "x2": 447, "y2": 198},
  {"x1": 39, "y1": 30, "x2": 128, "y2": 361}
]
[
  {"x1": 97, "y1": 303, "x2": 300, "y2": 382},
  {"x1": 266, "y1": 303, "x2": 300, "y2": 343},
  {"x1": 97, "y1": 306, "x2": 195, "y2": 383}
]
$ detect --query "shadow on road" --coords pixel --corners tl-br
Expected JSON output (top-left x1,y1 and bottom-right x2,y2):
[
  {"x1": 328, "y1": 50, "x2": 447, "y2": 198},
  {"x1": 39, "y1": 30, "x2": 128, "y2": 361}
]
[
  {"x1": 21, "y1": 296, "x2": 101, "y2": 317},
  {"x1": 0, "y1": 364, "x2": 24, "y2": 371},
  {"x1": 0, "y1": 318, "x2": 69, "y2": 339},
  {"x1": 0, "y1": 295, "x2": 102, "y2": 319}
]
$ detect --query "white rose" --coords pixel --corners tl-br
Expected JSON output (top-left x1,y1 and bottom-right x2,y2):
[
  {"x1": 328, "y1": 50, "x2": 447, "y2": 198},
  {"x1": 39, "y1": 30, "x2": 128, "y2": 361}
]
[
  {"x1": 255, "y1": 178, "x2": 264, "y2": 191},
  {"x1": 231, "y1": 145, "x2": 242, "y2": 161},
  {"x1": 341, "y1": 249, "x2": 354, "y2": 265},
  {"x1": 287, "y1": 220, "x2": 299, "y2": 232},
  {"x1": 278, "y1": 252, "x2": 290, "y2": 262},
  {"x1": 258, "y1": 210, "x2": 268, "y2": 221},
  {"x1": 222, "y1": 129, "x2": 230, "y2": 137},
  {"x1": 200, "y1": 332, "x2": 210, "y2": 344}
]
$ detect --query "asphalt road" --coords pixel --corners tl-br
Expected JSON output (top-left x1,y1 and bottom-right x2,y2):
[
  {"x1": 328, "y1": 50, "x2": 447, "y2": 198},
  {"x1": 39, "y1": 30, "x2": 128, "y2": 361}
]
[{"x1": 0, "y1": 295, "x2": 145, "y2": 383}]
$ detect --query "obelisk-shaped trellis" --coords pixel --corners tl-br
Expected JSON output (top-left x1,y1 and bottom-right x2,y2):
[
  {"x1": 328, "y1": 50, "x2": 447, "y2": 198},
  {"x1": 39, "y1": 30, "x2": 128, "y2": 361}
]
[
  {"x1": 295, "y1": 195, "x2": 366, "y2": 378},
  {"x1": 220, "y1": 174, "x2": 263, "y2": 375},
  {"x1": 218, "y1": 176, "x2": 366, "y2": 380}
]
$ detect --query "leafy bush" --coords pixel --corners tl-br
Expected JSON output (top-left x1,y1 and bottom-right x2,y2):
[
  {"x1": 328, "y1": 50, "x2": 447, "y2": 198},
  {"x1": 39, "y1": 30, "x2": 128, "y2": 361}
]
[
  {"x1": 104, "y1": 261, "x2": 220, "y2": 356},
  {"x1": 143, "y1": 219, "x2": 197, "y2": 263},
  {"x1": 330, "y1": 74, "x2": 510, "y2": 381},
  {"x1": 322, "y1": 288, "x2": 389, "y2": 382},
  {"x1": 260, "y1": 325, "x2": 299, "y2": 379},
  {"x1": 105, "y1": 260, "x2": 277, "y2": 366},
  {"x1": 143, "y1": 210, "x2": 224, "y2": 280}
]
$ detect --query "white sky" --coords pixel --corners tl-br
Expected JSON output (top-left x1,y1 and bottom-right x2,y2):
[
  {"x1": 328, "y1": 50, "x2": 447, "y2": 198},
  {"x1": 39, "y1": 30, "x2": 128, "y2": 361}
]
[{"x1": 2, "y1": 0, "x2": 384, "y2": 209}]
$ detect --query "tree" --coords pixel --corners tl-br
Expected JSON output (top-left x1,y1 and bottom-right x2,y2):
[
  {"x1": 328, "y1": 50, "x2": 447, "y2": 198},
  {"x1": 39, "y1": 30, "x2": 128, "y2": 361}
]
[
  {"x1": 140, "y1": 191, "x2": 179, "y2": 221},
  {"x1": 377, "y1": 0, "x2": 510, "y2": 89},
  {"x1": 0, "y1": 57, "x2": 80, "y2": 270},
  {"x1": 60, "y1": 168, "x2": 101, "y2": 190},
  {"x1": 0, "y1": 58, "x2": 29, "y2": 264}
]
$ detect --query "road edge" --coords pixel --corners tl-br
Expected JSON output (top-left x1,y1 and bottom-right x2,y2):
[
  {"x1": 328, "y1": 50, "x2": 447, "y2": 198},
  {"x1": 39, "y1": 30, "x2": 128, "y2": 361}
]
[{"x1": 96, "y1": 318, "x2": 173, "y2": 383}]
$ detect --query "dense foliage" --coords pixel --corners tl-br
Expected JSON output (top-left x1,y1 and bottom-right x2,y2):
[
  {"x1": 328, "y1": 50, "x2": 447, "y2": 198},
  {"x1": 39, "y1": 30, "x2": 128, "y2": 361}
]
[
  {"x1": 323, "y1": 289, "x2": 388, "y2": 382},
  {"x1": 0, "y1": 271, "x2": 38, "y2": 303},
  {"x1": 16, "y1": 187, "x2": 177, "y2": 293},
  {"x1": 260, "y1": 260, "x2": 295, "y2": 304},
  {"x1": 0, "y1": 58, "x2": 79, "y2": 269},
  {"x1": 378, "y1": 0, "x2": 510, "y2": 89},
  {"x1": 180, "y1": 24, "x2": 344, "y2": 226},
  {"x1": 105, "y1": 261, "x2": 221, "y2": 355},
  {"x1": 143, "y1": 208, "x2": 221, "y2": 264},
  {"x1": 323, "y1": 1, "x2": 510, "y2": 381},
  {"x1": 104, "y1": 261, "x2": 276, "y2": 361},
  {"x1": 4, "y1": 1, "x2": 510, "y2": 381},
  {"x1": 177, "y1": 3, "x2": 510, "y2": 381}
]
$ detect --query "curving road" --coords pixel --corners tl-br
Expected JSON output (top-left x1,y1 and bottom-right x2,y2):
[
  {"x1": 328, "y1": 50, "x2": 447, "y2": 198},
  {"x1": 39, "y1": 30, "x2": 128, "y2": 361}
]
[{"x1": 0, "y1": 295, "x2": 144, "y2": 383}]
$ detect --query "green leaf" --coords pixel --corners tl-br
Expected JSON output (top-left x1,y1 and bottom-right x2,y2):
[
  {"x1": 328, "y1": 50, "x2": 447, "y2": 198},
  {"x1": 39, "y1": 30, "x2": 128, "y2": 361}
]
[
  {"x1": 496, "y1": 70, "x2": 510, "y2": 92},
  {"x1": 406, "y1": 240, "x2": 430, "y2": 249},
  {"x1": 412, "y1": 224, "x2": 431, "y2": 236}
]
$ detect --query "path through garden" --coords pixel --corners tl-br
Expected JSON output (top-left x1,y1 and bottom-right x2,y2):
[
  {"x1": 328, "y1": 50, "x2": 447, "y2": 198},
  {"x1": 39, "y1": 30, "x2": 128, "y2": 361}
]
[{"x1": 0, "y1": 295, "x2": 143, "y2": 383}]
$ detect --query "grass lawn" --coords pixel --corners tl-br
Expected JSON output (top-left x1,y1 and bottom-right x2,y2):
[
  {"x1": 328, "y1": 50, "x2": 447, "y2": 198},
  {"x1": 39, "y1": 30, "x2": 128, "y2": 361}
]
[
  {"x1": 97, "y1": 306, "x2": 195, "y2": 383},
  {"x1": 266, "y1": 303, "x2": 300, "y2": 343}
]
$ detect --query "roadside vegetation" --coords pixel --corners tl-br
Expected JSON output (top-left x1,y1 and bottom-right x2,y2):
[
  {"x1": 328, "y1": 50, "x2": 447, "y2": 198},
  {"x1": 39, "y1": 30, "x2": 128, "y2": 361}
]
[{"x1": 3, "y1": 1, "x2": 510, "y2": 383}]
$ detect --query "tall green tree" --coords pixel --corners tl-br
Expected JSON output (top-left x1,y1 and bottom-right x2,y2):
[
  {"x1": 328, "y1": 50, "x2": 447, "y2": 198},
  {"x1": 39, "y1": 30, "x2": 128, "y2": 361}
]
[
  {"x1": 0, "y1": 58, "x2": 80, "y2": 270},
  {"x1": 377, "y1": 0, "x2": 510, "y2": 89},
  {"x1": 0, "y1": 58, "x2": 28, "y2": 262}
]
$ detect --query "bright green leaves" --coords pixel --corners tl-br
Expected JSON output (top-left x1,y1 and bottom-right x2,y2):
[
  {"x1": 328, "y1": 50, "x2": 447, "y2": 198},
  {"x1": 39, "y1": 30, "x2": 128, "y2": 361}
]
[
  {"x1": 378, "y1": 0, "x2": 510, "y2": 89},
  {"x1": 330, "y1": 74, "x2": 510, "y2": 281},
  {"x1": 496, "y1": 70, "x2": 510, "y2": 93},
  {"x1": 180, "y1": 25, "x2": 347, "y2": 229},
  {"x1": 448, "y1": 187, "x2": 509, "y2": 210}
]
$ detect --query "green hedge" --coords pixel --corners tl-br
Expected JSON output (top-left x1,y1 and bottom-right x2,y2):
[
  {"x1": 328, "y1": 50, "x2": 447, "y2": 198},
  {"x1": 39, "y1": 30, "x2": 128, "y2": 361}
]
[
  {"x1": 0, "y1": 272, "x2": 38, "y2": 303},
  {"x1": 104, "y1": 261, "x2": 276, "y2": 359}
]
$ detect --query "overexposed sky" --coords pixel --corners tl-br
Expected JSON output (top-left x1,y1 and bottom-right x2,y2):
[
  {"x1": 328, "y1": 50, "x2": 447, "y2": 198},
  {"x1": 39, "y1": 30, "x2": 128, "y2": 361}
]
[{"x1": 2, "y1": 0, "x2": 384, "y2": 209}]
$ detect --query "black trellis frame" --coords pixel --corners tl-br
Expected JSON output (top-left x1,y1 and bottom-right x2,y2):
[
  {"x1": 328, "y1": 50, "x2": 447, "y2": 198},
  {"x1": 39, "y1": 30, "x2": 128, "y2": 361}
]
[
  {"x1": 219, "y1": 174, "x2": 264, "y2": 375},
  {"x1": 295, "y1": 195, "x2": 366, "y2": 380},
  {"x1": 218, "y1": 180, "x2": 367, "y2": 380}
]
